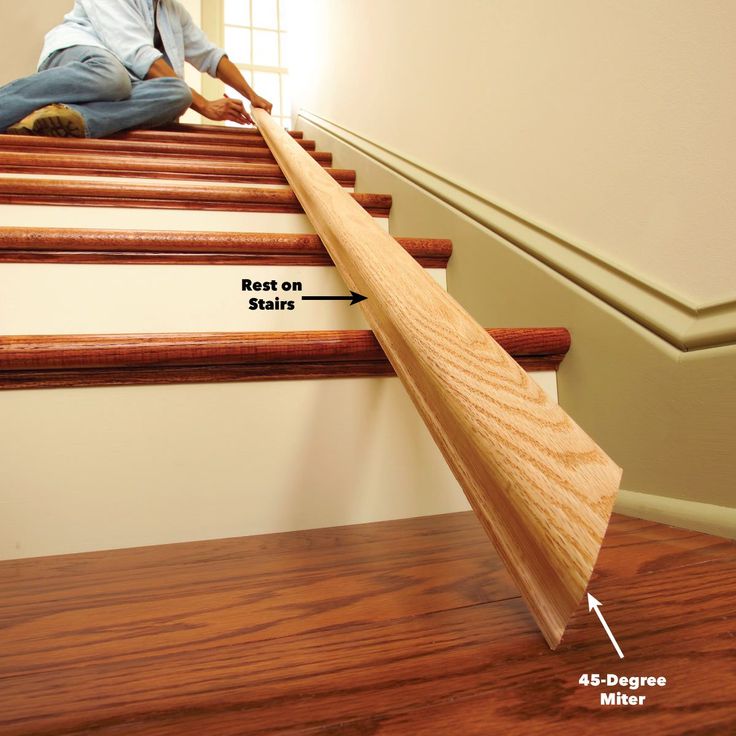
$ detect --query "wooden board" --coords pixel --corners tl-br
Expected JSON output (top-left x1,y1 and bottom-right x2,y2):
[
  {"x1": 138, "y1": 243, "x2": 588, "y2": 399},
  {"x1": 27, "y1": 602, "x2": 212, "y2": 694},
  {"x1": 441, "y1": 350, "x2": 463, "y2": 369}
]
[
  {"x1": 0, "y1": 512, "x2": 733, "y2": 734},
  {"x1": 253, "y1": 109, "x2": 622, "y2": 647}
]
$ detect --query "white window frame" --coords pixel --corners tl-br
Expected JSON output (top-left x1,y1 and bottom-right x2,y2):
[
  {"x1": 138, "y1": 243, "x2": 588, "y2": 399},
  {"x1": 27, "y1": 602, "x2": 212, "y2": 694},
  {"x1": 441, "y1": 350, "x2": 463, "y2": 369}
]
[{"x1": 220, "y1": 0, "x2": 290, "y2": 129}]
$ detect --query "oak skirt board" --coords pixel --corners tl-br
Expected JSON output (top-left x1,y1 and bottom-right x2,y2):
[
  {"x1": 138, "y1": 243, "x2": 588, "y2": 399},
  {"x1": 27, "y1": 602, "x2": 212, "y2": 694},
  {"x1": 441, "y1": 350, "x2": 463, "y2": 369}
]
[
  {"x1": 251, "y1": 107, "x2": 622, "y2": 649},
  {"x1": 0, "y1": 513, "x2": 733, "y2": 734}
]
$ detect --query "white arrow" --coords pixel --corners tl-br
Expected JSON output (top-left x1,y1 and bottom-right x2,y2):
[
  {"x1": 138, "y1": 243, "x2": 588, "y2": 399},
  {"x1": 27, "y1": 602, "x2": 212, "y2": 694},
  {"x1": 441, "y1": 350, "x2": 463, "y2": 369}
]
[{"x1": 587, "y1": 593, "x2": 624, "y2": 659}]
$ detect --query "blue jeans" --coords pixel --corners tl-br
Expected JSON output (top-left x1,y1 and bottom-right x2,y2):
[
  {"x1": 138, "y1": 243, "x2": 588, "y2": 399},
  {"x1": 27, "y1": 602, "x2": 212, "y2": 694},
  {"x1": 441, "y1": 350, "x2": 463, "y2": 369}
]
[{"x1": 0, "y1": 45, "x2": 193, "y2": 138}]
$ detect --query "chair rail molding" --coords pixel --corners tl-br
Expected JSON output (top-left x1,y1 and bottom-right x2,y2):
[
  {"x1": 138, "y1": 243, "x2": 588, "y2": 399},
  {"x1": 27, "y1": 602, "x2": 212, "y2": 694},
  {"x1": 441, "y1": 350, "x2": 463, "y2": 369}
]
[{"x1": 298, "y1": 111, "x2": 736, "y2": 352}]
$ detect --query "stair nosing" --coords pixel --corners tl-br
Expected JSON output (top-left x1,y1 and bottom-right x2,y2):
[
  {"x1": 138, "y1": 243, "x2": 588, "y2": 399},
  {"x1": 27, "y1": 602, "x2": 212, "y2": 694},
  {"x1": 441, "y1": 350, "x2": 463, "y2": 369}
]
[
  {"x1": 0, "y1": 135, "x2": 332, "y2": 163},
  {"x1": 0, "y1": 150, "x2": 354, "y2": 186},
  {"x1": 113, "y1": 129, "x2": 317, "y2": 150},
  {"x1": 163, "y1": 122, "x2": 304, "y2": 138},
  {"x1": 0, "y1": 177, "x2": 391, "y2": 216},
  {"x1": 0, "y1": 228, "x2": 451, "y2": 267},
  {"x1": 0, "y1": 328, "x2": 570, "y2": 389}
]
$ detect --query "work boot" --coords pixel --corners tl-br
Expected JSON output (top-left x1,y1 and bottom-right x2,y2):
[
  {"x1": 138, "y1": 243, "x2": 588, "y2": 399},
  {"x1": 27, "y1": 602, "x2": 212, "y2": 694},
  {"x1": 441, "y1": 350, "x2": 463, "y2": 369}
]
[{"x1": 7, "y1": 104, "x2": 86, "y2": 137}]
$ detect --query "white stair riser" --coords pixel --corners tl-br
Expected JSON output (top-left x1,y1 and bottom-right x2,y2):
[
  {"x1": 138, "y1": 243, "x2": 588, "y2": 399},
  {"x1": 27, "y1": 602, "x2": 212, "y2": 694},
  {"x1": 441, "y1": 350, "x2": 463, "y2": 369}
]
[
  {"x1": 0, "y1": 263, "x2": 446, "y2": 333},
  {"x1": 0, "y1": 372, "x2": 558, "y2": 560}
]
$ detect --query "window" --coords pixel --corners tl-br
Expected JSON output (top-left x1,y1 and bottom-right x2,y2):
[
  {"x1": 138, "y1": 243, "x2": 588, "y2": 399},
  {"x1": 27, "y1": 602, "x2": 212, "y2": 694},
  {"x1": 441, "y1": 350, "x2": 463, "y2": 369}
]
[{"x1": 222, "y1": 0, "x2": 290, "y2": 130}]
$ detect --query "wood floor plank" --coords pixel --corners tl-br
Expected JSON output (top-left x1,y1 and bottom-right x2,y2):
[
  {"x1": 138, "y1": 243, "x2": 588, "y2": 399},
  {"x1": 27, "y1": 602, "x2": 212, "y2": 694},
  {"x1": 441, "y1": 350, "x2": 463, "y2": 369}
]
[
  {"x1": 0, "y1": 520, "x2": 519, "y2": 674},
  {"x1": 0, "y1": 512, "x2": 733, "y2": 735}
]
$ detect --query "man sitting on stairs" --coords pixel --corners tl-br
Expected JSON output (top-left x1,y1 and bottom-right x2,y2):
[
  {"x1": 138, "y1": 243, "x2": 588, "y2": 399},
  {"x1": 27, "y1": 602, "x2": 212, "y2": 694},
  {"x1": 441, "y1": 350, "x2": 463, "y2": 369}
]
[{"x1": 0, "y1": 0, "x2": 272, "y2": 138}]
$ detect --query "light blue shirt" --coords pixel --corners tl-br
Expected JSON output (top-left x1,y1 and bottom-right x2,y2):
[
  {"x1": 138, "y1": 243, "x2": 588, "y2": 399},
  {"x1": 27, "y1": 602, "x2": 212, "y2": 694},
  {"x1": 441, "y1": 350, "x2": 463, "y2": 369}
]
[{"x1": 38, "y1": 0, "x2": 226, "y2": 80}]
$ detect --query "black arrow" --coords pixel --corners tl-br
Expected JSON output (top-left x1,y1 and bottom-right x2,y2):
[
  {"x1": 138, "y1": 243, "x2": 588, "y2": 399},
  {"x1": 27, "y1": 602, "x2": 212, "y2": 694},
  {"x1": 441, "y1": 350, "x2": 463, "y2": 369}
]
[{"x1": 301, "y1": 291, "x2": 367, "y2": 306}]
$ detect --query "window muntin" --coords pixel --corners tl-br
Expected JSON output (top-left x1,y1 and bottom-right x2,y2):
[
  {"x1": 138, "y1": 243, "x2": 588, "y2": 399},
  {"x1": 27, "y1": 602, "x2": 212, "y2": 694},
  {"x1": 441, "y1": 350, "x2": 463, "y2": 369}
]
[{"x1": 223, "y1": 0, "x2": 290, "y2": 130}]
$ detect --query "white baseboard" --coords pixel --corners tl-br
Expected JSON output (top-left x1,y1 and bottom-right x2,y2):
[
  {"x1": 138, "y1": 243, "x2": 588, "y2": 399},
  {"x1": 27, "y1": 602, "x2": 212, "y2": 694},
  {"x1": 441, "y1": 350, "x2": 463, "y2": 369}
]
[{"x1": 615, "y1": 489, "x2": 736, "y2": 539}]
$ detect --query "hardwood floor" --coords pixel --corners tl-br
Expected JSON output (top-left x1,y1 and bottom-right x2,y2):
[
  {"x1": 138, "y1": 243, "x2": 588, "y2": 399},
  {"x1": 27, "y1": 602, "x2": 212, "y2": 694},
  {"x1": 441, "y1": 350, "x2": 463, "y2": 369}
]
[{"x1": 0, "y1": 512, "x2": 733, "y2": 735}]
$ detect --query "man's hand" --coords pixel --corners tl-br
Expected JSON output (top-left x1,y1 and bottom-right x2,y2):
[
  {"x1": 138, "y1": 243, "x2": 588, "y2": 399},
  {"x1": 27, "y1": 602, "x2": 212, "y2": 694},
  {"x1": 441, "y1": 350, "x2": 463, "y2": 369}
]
[
  {"x1": 200, "y1": 97, "x2": 252, "y2": 125},
  {"x1": 250, "y1": 94, "x2": 273, "y2": 114},
  {"x1": 215, "y1": 57, "x2": 274, "y2": 117}
]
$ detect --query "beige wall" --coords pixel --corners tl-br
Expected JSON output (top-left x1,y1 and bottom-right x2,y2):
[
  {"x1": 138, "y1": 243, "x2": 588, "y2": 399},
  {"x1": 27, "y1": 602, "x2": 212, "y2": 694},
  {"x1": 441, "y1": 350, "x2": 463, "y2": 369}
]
[
  {"x1": 0, "y1": 0, "x2": 68, "y2": 85},
  {"x1": 290, "y1": 0, "x2": 736, "y2": 306},
  {"x1": 290, "y1": 0, "x2": 736, "y2": 530}
]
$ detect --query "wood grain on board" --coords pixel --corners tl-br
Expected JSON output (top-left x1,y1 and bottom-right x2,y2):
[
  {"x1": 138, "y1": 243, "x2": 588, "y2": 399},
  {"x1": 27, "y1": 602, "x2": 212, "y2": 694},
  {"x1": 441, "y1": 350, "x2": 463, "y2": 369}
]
[{"x1": 253, "y1": 108, "x2": 622, "y2": 648}]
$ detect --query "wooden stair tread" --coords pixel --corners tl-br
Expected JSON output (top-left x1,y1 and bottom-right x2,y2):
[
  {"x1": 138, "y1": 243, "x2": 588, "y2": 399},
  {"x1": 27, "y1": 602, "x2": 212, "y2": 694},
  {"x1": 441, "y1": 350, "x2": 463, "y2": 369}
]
[
  {"x1": 1, "y1": 327, "x2": 569, "y2": 367},
  {"x1": 0, "y1": 327, "x2": 570, "y2": 389},
  {"x1": 114, "y1": 128, "x2": 317, "y2": 149},
  {"x1": 163, "y1": 121, "x2": 304, "y2": 138},
  {"x1": 0, "y1": 150, "x2": 353, "y2": 186},
  {"x1": 0, "y1": 177, "x2": 391, "y2": 215},
  {"x1": 0, "y1": 512, "x2": 733, "y2": 734},
  {"x1": 0, "y1": 134, "x2": 332, "y2": 164},
  {"x1": 0, "y1": 228, "x2": 452, "y2": 267}
]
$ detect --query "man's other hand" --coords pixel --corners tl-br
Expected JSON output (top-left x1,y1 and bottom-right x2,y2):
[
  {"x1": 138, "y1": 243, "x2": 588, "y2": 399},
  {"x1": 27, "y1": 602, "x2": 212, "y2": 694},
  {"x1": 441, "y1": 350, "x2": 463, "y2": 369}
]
[
  {"x1": 202, "y1": 97, "x2": 252, "y2": 125},
  {"x1": 251, "y1": 94, "x2": 273, "y2": 114}
]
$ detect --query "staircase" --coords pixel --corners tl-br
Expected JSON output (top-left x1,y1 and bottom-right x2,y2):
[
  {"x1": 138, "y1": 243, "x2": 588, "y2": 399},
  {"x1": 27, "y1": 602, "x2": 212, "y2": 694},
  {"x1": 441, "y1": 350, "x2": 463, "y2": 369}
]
[
  {"x1": 0, "y1": 121, "x2": 564, "y2": 560},
  {"x1": 1, "y1": 122, "x2": 735, "y2": 736}
]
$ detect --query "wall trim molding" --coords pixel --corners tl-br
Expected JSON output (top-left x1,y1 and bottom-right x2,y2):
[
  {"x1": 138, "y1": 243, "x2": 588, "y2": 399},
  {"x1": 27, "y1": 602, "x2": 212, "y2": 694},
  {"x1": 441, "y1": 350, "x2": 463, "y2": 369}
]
[
  {"x1": 615, "y1": 489, "x2": 736, "y2": 539},
  {"x1": 299, "y1": 111, "x2": 736, "y2": 352}
]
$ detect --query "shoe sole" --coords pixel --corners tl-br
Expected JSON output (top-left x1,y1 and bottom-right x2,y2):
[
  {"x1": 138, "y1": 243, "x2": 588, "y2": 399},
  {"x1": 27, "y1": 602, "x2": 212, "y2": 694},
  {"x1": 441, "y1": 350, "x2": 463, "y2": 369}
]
[
  {"x1": 7, "y1": 111, "x2": 85, "y2": 138},
  {"x1": 33, "y1": 114, "x2": 85, "y2": 138}
]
